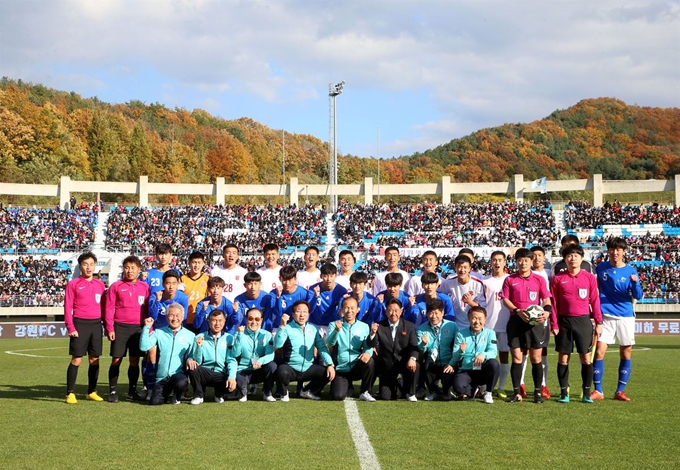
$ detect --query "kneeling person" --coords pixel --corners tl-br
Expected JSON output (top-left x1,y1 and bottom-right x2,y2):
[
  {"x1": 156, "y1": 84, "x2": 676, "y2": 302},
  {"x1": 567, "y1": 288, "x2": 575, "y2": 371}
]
[{"x1": 233, "y1": 308, "x2": 277, "y2": 402}]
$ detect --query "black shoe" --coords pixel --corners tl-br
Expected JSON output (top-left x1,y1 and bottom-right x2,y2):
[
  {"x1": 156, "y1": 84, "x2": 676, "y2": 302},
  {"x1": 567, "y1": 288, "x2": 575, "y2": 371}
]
[
  {"x1": 126, "y1": 391, "x2": 145, "y2": 402},
  {"x1": 108, "y1": 392, "x2": 119, "y2": 403},
  {"x1": 534, "y1": 393, "x2": 544, "y2": 404},
  {"x1": 506, "y1": 394, "x2": 523, "y2": 403}
]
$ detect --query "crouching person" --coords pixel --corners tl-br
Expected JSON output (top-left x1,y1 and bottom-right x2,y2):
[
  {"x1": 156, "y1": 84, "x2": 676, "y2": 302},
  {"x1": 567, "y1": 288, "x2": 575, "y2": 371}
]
[
  {"x1": 186, "y1": 309, "x2": 239, "y2": 405},
  {"x1": 139, "y1": 303, "x2": 195, "y2": 405},
  {"x1": 233, "y1": 308, "x2": 277, "y2": 402},
  {"x1": 452, "y1": 306, "x2": 499, "y2": 404}
]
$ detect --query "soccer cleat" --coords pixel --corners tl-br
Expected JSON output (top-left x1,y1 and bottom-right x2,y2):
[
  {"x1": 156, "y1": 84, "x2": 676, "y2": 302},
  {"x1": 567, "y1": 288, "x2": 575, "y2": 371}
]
[
  {"x1": 424, "y1": 392, "x2": 436, "y2": 401},
  {"x1": 519, "y1": 384, "x2": 527, "y2": 398},
  {"x1": 65, "y1": 393, "x2": 77, "y2": 404},
  {"x1": 614, "y1": 391, "x2": 631, "y2": 402},
  {"x1": 359, "y1": 391, "x2": 376, "y2": 402},
  {"x1": 534, "y1": 393, "x2": 544, "y2": 404},
  {"x1": 300, "y1": 389, "x2": 321, "y2": 401},
  {"x1": 507, "y1": 394, "x2": 523, "y2": 403},
  {"x1": 214, "y1": 396, "x2": 224, "y2": 404},
  {"x1": 496, "y1": 389, "x2": 507, "y2": 399},
  {"x1": 238, "y1": 394, "x2": 248, "y2": 402},
  {"x1": 541, "y1": 385, "x2": 551, "y2": 399},
  {"x1": 590, "y1": 390, "x2": 605, "y2": 401},
  {"x1": 483, "y1": 392, "x2": 494, "y2": 404},
  {"x1": 558, "y1": 394, "x2": 570, "y2": 404},
  {"x1": 86, "y1": 392, "x2": 104, "y2": 402},
  {"x1": 189, "y1": 397, "x2": 204, "y2": 405},
  {"x1": 280, "y1": 392, "x2": 290, "y2": 402},
  {"x1": 406, "y1": 394, "x2": 417, "y2": 402},
  {"x1": 263, "y1": 393, "x2": 276, "y2": 402},
  {"x1": 108, "y1": 392, "x2": 119, "y2": 403},
  {"x1": 582, "y1": 395, "x2": 594, "y2": 404}
]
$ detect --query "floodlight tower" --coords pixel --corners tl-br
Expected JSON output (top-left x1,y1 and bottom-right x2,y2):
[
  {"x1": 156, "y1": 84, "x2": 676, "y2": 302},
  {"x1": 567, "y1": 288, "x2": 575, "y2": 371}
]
[{"x1": 328, "y1": 81, "x2": 344, "y2": 213}]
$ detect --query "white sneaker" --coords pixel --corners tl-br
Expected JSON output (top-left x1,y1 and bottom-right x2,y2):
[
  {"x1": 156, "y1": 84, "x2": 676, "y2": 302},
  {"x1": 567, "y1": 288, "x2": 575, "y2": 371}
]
[
  {"x1": 189, "y1": 397, "x2": 203, "y2": 405},
  {"x1": 483, "y1": 391, "x2": 494, "y2": 404},
  {"x1": 280, "y1": 392, "x2": 290, "y2": 402},
  {"x1": 406, "y1": 394, "x2": 418, "y2": 402},
  {"x1": 424, "y1": 392, "x2": 436, "y2": 401},
  {"x1": 214, "y1": 396, "x2": 224, "y2": 404},
  {"x1": 263, "y1": 393, "x2": 276, "y2": 402},
  {"x1": 359, "y1": 391, "x2": 376, "y2": 402},
  {"x1": 239, "y1": 394, "x2": 248, "y2": 402},
  {"x1": 300, "y1": 389, "x2": 321, "y2": 401}
]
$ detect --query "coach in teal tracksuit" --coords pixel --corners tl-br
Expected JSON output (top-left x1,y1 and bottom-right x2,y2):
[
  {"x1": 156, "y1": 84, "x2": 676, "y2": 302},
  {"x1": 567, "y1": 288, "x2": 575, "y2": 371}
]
[
  {"x1": 233, "y1": 308, "x2": 277, "y2": 401},
  {"x1": 273, "y1": 300, "x2": 334, "y2": 401},
  {"x1": 139, "y1": 303, "x2": 195, "y2": 405},
  {"x1": 417, "y1": 298, "x2": 460, "y2": 400}
]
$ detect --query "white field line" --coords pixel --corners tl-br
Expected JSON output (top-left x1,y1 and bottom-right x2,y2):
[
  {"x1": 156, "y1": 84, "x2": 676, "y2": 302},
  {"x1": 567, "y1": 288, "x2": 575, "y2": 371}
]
[{"x1": 344, "y1": 399, "x2": 381, "y2": 470}]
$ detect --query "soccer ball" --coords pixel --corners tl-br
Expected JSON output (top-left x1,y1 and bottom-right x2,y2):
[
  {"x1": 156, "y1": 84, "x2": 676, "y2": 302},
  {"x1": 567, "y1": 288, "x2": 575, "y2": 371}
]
[{"x1": 525, "y1": 305, "x2": 544, "y2": 325}]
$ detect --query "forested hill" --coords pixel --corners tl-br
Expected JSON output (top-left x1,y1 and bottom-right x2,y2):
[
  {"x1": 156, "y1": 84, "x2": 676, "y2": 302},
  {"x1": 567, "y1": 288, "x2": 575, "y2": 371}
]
[{"x1": 1, "y1": 78, "x2": 679, "y2": 200}]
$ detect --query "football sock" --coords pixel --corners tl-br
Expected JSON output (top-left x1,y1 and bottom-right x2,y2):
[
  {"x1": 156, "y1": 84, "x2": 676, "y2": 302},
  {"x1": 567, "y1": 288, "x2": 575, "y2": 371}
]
[
  {"x1": 520, "y1": 355, "x2": 528, "y2": 385},
  {"x1": 87, "y1": 364, "x2": 99, "y2": 394},
  {"x1": 531, "y1": 362, "x2": 542, "y2": 393},
  {"x1": 593, "y1": 359, "x2": 604, "y2": 393},
  {"x1": 141, "y1": 359, "x2": 149, "y2": 389},
  {"x1": 582, "y1": 363, "x2": 593, "y2": 395},
  {"x1": 510, "y1": 362, "x2": 522, "y2": 393},
  {"x1": 616, "y1": 359, "x2": 631, "y2": 393},
  {"x1": 557, "y1": 363, "x2": 569, "y2": 393},
  {"x1": 144, "y1": 363, "x2": 158, "y2": 390},
  {"x1": 542, "y1": 354, "x2": 548, "y2": 386},
  {"x1": 67, "y1": 363, "x2": 79, "y2": 394},
  {"x1": 498, "y1": 363, "x2": 509, "y2": 391},
  {"x1": 108, "y1": 364, "x2": 120, "y2": 390},
  {"x1": 128, "y1": 365, "x2": 140, "y2": 395}
]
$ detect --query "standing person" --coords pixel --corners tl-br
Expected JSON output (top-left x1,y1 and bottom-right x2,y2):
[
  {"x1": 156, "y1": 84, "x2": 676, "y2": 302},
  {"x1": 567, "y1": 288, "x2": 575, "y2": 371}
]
[
  {"x1": 405, "y1": 251, "x2": 442, "y2": 296},
  {"x1": 369, "y1": 298, "x2": 420, "y2": 401},
  {"x1": 530, "y1": 245, "x2": 552, "y2": 399},
  {"x1": 273, "y1": 300, "x2": 335, "y2": 401},
  {"x1": 143, "y1": 243, "x2": 180, "y2": 296},
  {"x1": 501, "y1": 248, "x2": 552, "y2": 404},
  {"x1": 482, "y1": 250, "x2": 511, "y2": 398},
  {"x1": 264, "y1": 265, "x2": 313, "y2": 333},
  {"x1": 440, "y1": 255, "x2": 486, "y2": 330},
  {"x1": 412, "y1": 272, "x2": 454, "y2": 326},
  {"x1": 309, "y1": 263, "x2": 348, "y2": 335},
  {"x1": 210, "y1": 244, "x2": 248, "y2": 302},
  {"x1": 180, "y1": 251, "x2": 210, "y2": 333},
  {"x1": 233, "y1": 308, "x2": 277, "y2": 402},
  {"x1": 296, "y1": 246, "x2": 321, "y2": 289},
  {"x1": 550, "y1": 244, "x2": 603, "y2": 403},
  {"x1": 372, "y1": 246, "x2": 410, "y2": 296},
  {"x1": 458, "y1": 248, "x2": 486, "y2": 281},
  {"x1": 140, "y1": 303, "x2": 195, "y2": 405},
  {"x1": 192, "y1": 276, "x2": 237, "y2": 334},
  {"x1": 376, "y1": 272, "x2": 415, "y2": 324},
  {"x1": 551, "y1": 235, "x2": 595, "y2": 277},
  {"x1": 257, "y1": 243, "x2": 282, "y2": 293},
  {"x1": 64, "y1": 252, "x2": 107, "y2": 404},
  {"x1": 326, "y1": 297, "x2": 376, "y2": 402},
  {"x1": 105, "y1": 255, "x2": 150, "y2": 403},
  {"x1": 452, "y1": 306, "x2": 499, "y2": 404},
  {"x1": 335, "y1": 249, "x2": 356, "y2": 289},
  {"x1": 232, "y1": 271, "x2": 273, "y2": 326},
  {"x1": 592, "y1": 237, "x2": 644, "y2": 401},
  {"x1": 186, "y1": 309, "x2": 239, "y2": 405},
  {"x1": 348, "y1": 272, "x2": 382, "y2": 325}
]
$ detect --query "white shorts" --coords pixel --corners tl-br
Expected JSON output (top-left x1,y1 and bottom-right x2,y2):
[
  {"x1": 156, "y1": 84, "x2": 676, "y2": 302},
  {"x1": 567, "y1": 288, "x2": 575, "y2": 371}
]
[
  {"x1": 495, "y1": 332, "x2": 510, "y2": 353},
  {"x1": 599, "y1": 316, "x2": 635, "y2": 347}
]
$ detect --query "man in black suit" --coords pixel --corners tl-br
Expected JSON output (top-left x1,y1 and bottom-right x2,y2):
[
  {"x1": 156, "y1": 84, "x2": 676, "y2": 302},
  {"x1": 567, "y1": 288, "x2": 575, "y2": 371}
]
[{"x1": 369, "y1": 298, "x2": 420, "y2": 401}]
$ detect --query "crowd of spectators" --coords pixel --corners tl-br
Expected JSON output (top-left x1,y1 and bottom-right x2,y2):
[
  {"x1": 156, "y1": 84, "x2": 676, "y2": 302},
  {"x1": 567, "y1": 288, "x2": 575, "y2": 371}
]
[
  {"x1": 334, "y1": 201, "x2": 557, "y2": 248},
  {"x1": 105, "y1": 204, "x2": 327, "y2": 255},
  {"x1": 0, "y1": 257, "x2": 71, "y2": 307},
  {"x1": 564, "y1": 200, "x2": 680, "y2": 229},
  {"x1": 0, "y1": 205, "x2": 98, "y2": 253}
]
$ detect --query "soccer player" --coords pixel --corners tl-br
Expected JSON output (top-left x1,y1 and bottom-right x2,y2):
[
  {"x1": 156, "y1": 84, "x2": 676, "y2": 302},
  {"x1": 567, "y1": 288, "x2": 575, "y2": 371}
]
[
  {"x1": 501, "y1": 248, "x2": 552, "y2": 403},
  {"x1": 180, "y1": 251, "x2": 210, "y2": 333},
  {"x1": 296, "y1": 246, "x2": 321, "y2": 289},
  {"x1": 193, "y1": 276, "x2": 237, "y2": 333},
  {"x1": 105, "y1": 255, "x2": 149, "y2": 403},
  {"x1": 326, "y1": 297, "x2": 376, "y2": 402},
  {"x1": 348, "y1": 271, "x2": 382, "y2": 325},
  {"x1": 143, "y1": 243, "x2": 180, "y2": 296},
  {"x1": 405, "y1": 250, "x2": 442, "y2": 296},
  {"x1": 458, "y1": 248, "x2": 486, "y2": 281},
  {"x1": 64, "y1": 252, "x2": 107, "y2": 404},
  {"x1": 140, "y1": 303, "x2": 195, "y2": 405},
  {"x1": 309, "y1": 263, "x2": 348, "y2": 334},
  {"x1": 186, "y1": 309, "x2": 239, "y2": 405},
  {"x1": 368, "y1": 298, "x2": 420, "y2": 401},
  {"x1": 264, "y1": 265, "x2": 312, "y2": 333},
  {"x1": 232, "y1": 271, "x2": 273, "y2": 326},
  {"x1": 257, "y1": 243, "x2": 282, "y2": 293},
  {"x1": 335, "y1": 249, "x2": 356, "y2": 289},
  {"x1": 550, "y1": 244, "x2": 603, "y2": 403},
  {"x1": 148, "y1": 271, "x2": 190, "y2": 329},
  {"x1": 530, "y1": 245, "x2": 552, "y2": 399},
  {"x1": 452, "y1": 306, "x2": 499, "y2": 404},
  {"x1": 210, "y1": 244, "x2": 248, "y2": 302},
  {"x1": 372, "y1": 246, "x2": 410, "y2": 295},
  {"x1": 440, "y1": 255, "x2": 486, "y2": 330},
  {"x1": 482, "y1": 250, "x2": 511, "y2": 398},
  {"x1": 233, "y1": 308, "x2": 277, "y2": 402},
  {"x1": 592, "y1": 237, "x2": 644, "y2": 401},
  {"x1": 273, "y1": 300, "x2": 335, "y2": 401},
  {"x1": 417, "y1": 298, "x2": 460, "y2": 401},
  {"x1": 412, "y1": 272, "x2": 454, "y2": 326},
  {"x1": 377, "y1": 272, "x2": 415, "y2": 324}
]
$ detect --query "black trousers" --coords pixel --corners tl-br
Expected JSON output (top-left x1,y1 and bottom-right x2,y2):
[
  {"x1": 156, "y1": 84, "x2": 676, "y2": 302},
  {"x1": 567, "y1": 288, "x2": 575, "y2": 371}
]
[
  {"x1": 376, "y1": 358, "x2": 420, "y2": 400},
  {"x1": 187, "y1": 366, "x2": 229, "y2": 399},
  {"x1": 423, "y1": 361, "x2": 455, "y2": 394},
  {"x1": 330, "y1": 358, "x2": 375, "y2": 400},
  {"x1": 275, "y1": 363, "x2": 329, "y2": 395},
  {"x1": 236, "y1": 362, "x2": 277, "y2": 395},
  {"x1": 150, "y1": 372, "x2": 189, "y2": 405},
  {"x1": 453, "y1": 359, "x2": 500, "y2": 396}
]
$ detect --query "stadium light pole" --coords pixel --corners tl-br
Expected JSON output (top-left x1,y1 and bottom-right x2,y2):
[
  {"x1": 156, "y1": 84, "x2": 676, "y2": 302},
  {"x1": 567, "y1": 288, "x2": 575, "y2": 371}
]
[
  {"x1": 377, "y1": 127, "x2": 380, "y2": 205},
  {"x1": 282, "y1": 130, "x2": 286, "y2": 207},
  {"x1": 329, "y1": 81, "x2": 344, "y2": 213}
]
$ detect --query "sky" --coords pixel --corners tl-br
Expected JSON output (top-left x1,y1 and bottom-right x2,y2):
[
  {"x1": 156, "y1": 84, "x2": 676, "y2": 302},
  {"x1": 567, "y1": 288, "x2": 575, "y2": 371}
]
[{"x1": 1, "y1": 0, "x2": 679, "y2": 159}]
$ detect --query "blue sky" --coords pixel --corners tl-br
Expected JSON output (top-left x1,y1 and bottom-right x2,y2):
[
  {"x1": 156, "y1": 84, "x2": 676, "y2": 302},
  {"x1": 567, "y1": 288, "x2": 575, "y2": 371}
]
[{"x1": 1, "y1": 0, "x2": 678, "y2": 158}]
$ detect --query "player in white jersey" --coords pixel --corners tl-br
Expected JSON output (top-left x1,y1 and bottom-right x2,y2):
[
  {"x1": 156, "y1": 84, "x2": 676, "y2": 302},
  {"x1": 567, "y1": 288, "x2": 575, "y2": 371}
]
[
  {"x1": 335, "y1": 249, "x2": 355, "y2": 290},
  {"x1": 257, "y1": 243, "x2": 282, "y2": 293},
  {"x1": 483, "y1": 250, "x2": 510, "y2": 398},
  {"x1": 372, "y1": 246, "x2": 410, "y2": 296},
  {"x1": 458, "y1": 248, "x2": 487, "y2": 281},
  {"x1": 439, "y1": 254, "x2": 486, "y2": 330},
  {"x1": 529, "y1": 245, "x2": 552, "y2": 399},
  {"x1": 405, "y1": 250, "x2": 444, "y2": 296},
  {"x1": 296, "y1": 246, "x2": 321, "y2": 289},
  {"x1": 210, "y1": 243, "x2": 248, "y2": 302}
]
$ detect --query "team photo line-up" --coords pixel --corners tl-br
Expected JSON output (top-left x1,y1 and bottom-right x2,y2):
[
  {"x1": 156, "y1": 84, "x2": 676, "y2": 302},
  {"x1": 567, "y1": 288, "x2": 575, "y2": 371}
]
[{"x1": 64, "y1": 236, "x2": 641, "y2": 405}]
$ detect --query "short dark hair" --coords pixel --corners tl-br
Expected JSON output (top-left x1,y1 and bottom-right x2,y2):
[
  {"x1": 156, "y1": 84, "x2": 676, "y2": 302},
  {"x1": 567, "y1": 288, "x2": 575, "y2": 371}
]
[
  {"x1": 454, "y1": 255, "x2": 471, "y2": 266},
  {"x1": 468, "y1": 305, "x2": 487, "y2": 318},
  {"x1": 338, "y1": 249, "x2": 355, "y2": 261},
  {"x1": 304, "y1": 246, "x2": 319, "y2": 255},
  {"x1": 530, "y1": 246, "x2": 545, "y2": 255},
  {"x1": 490, "y1": 250, "x2": 506, "y2": 259},
  {"x1": 162, "y1": 271, "x2": 180, "y2": 283},
  {"x1": 78, "y1": 251, "x2": 97, "y2": 265},
  {"x1": 385, "y1": 298, "x2": 403, "y2": 309},
  {"x1": 426, "y1": 298, "x2": 444, "y2": 313},
  {"x1": 606, "y1": 237, "x2": 628, "y2": 250},
  {"x1": 349, "y1": 272, "x2": 368, "y2": 284},
  {"x1": 514, "y1": 248, "x2": 532, "y2": 260},
  {"x1": 155, "y1": 243, "x2": 172, "y2": 255},
  {"x1": 244, "y1": 271, "x2": 262, "y2": 283},
  {"x1": 560, "y1": 234, "x2": 580, "y2": 246},
  {"x1": 562, "y1": 244, "x2": 584, "y2": 257},
  {"x1": 420, "y1": 272, "x2": 439, "y2": 285},
  {"x1": 320, "y1": 263, "x2": 338, "y2": 276},
  {"x1": 208, "y1": 276, "x2": 225, "y2": 288},
  {"x1": 384, "y1": 246, "x2": 399, "y2": 257},
  {"x1": 263, "y1": 243, "x2": 279, "y2": 253},
  {"x1": 209, "y1": 309, "x2": 226, "y2": 318},
  {"x1": 385, "y1": 272, "x2": 404, "y2": 287},
  {"x1": 122, "y1": 255, "x2": 142, "y2": 268},
  {"x1": 291, "y1": 299, "x2": 310, "y2": 312},
  {"x1": 279, "y1": 265, "x2": 297, "y2": 281},
  {"x1": 223, "y1": 243, "x2": 239, "y2": 254},
  {"x1": 188, "y1": 251, "x2": 205, "y2": 261}
]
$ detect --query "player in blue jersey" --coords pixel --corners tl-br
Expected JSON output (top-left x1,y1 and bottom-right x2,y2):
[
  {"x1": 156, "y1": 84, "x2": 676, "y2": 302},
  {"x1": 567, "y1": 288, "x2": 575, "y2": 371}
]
[
  {"x1": 413, "y1": 272, "x2": 454, "y2": 326},
  {"x1": 265, "y1": 265, "x2": 313, "y2": 333},
  {"x1": 233, "y1": 271, "x2": 274, "y2": 327},
  {"x1": 377, "y1": 272, "x2": 416, "y2": 323},
  {"x1": 309, "y1": 263, "x2": 348, "y2": 334},
  {"x1": 348, "y1": 272, "x2": 382, "y2": 325},
  {"x1": 143, "y1": 243, "x2": 181, "y2": 295},
  {"x1": 193, "y1": 276, "x2": 237, "y2": 333},
  {"x1": 592, "y1": 237, "x2": 644, "y2": 402}
]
